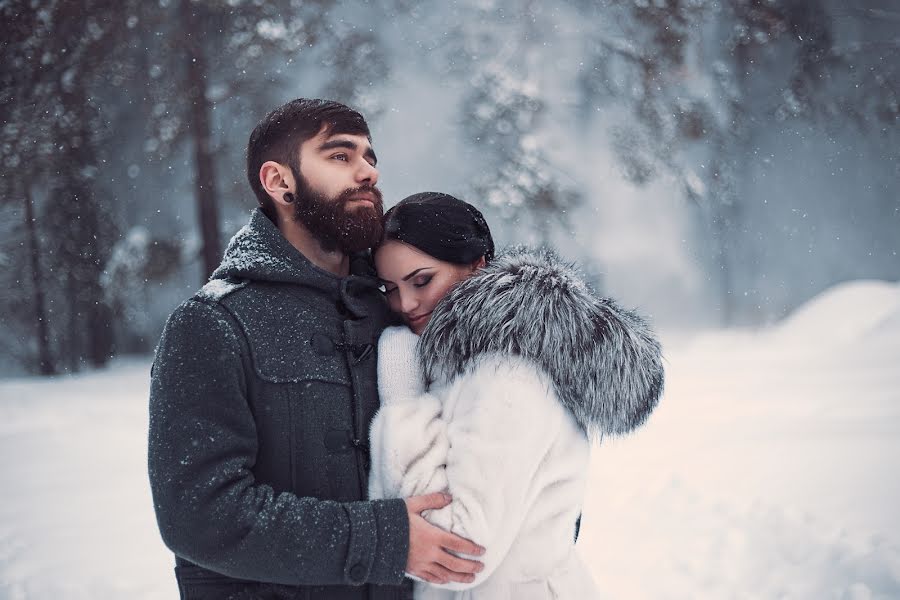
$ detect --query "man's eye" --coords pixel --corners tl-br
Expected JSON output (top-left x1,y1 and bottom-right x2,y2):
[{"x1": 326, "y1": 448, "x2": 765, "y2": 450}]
[
  {"x1": 382, "y1": 286, "x2": 398, "y2": 295},
  {"x1": 332, "y1": 153, "x2": 348, "y2": 161}
]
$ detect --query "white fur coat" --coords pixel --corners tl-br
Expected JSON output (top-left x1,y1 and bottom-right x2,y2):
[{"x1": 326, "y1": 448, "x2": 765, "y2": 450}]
[{"x1": 368, "y1": 247, "x2": 665, "y2": 599}]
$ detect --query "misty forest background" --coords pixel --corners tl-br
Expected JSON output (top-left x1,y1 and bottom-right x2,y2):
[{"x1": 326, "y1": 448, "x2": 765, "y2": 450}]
[{"x1": 1, "y1": 0, "x2": 897, "y2": 377}]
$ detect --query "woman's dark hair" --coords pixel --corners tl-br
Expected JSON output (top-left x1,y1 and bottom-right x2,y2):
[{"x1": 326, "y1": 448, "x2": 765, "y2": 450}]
[
  {"x1": 247, "y1": 98, "x2": 370, "y2": 220},
  {"x1": 379, "y1": 192, "x2": 495, "y2": 265}
]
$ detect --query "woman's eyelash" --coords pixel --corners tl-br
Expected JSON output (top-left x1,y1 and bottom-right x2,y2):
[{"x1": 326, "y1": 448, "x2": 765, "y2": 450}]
[{"x1": 414, "y1": 276, "x2": 433, "y2": 288}]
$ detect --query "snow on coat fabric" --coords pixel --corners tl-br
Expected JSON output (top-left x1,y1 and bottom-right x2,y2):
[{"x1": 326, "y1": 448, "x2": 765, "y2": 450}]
[
  {"x1": 149, "y1": 208, "x2": 410, "y2": 600},
  {"x1": 369, "y1": 246, "x2": 664, "y2": 599}
]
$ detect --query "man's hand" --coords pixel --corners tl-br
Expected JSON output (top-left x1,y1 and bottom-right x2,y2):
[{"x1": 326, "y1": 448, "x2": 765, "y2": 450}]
[{"x1": 405, "y1": 493, "x2": 486, "y2": 585}]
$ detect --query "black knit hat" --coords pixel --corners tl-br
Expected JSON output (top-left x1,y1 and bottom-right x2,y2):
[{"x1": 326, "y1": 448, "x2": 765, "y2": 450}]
[{"x1": 379, "y1": 192, "x2": 495, "y2": 265}]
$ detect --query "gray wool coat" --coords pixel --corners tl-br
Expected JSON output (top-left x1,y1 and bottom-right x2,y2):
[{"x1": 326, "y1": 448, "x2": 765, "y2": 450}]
[{"x1": 148, "y1": 209, "x2": 411, "y2": 600}]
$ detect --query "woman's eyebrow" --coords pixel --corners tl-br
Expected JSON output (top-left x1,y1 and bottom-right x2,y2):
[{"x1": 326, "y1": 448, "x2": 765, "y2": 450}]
[{"x1": 402, "y1": 267, "x2": 433, "y2": 281}]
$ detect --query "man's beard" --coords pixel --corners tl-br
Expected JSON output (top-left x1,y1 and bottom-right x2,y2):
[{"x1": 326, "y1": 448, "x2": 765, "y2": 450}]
[{"x1": 291, "y1": 168, "x2": 384, "y2": 254}]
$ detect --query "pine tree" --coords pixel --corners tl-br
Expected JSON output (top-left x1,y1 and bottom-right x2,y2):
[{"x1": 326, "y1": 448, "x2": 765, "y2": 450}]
[{"x1": 578, "y1": 0, "x2": 899, "y2": 323}]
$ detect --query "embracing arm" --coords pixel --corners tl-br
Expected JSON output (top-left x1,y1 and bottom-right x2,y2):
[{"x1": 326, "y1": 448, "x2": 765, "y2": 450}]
[
  {"x1": 369, "y1": 326, "x2": 450, "y2": 501},
  {"x1": 368, "y1": 326, "x2": 487, "y2": 584},
  {"x1": 424, "y1": 356, "x2": 562, "y2": 589},
  {"x1": 148, "y1": 299, "x2": 409, "y2": 586}
]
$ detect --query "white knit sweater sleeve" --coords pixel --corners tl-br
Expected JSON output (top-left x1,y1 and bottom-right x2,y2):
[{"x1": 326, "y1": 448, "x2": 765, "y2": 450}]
[
  {"x1": 422, "y1": 354, "x2": 564, "y2": 591},
  {"x1": 368, "y1": 326, "x2": 450, "y2": 500}
]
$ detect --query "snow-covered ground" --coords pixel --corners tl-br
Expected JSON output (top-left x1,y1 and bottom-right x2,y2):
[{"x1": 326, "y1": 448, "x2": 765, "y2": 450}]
[
  {"x1": 2, "y1": 279, "x2": 899, "y2": 599},
  {"x1": 583, "y1": 280, "x2": 900, "y2": 599}
]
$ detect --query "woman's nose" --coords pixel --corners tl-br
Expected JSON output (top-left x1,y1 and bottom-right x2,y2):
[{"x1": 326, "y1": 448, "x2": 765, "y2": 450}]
[{"x1": 399, "y1": 291, "x2": 419, "y2": 315}]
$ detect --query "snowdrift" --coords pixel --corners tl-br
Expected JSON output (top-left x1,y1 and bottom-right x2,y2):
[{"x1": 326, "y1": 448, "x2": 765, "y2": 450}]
[{"x1": 773, "y1": 279, "x2": 900, "y2": 347}]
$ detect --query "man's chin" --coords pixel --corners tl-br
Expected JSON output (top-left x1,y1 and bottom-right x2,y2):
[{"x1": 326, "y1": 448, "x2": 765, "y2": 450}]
[
  {"x1": 291, "y1": 190, "x2": 383, "y2": 253},
  {"x1": 337, "y1": 225, "x2": 383, "y2": 254},
  {"x1": 345, "y1": 202, "x2": 383, "y2": 219}
]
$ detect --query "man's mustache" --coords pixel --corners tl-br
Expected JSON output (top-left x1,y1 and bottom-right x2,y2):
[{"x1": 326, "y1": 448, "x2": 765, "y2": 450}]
[{"x1": 338, "y1": 185, "x2": 384, "y2": 212}]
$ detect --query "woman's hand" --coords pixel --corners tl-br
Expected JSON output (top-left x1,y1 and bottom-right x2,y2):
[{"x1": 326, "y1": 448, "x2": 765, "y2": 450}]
[{"x1": 377, "y1": 326, "x2": 426, "y2": 403}]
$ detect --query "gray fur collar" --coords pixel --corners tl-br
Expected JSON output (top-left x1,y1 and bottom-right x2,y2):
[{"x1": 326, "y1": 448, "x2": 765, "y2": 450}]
[{"x1": 418, "y1": 246, "x2": 664, "y2": 437}]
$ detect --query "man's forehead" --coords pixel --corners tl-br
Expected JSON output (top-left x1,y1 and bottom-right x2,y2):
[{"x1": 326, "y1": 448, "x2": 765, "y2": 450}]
[
  {"x1": 301, "y1": 128, "x2": 371, "y2": 152},
  {"x1": 308, "y1": 122, "x2": 369, "y2": 144}
]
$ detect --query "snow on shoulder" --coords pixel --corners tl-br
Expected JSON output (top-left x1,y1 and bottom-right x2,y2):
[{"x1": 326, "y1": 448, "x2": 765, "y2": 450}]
[{"x1": 196, "y1": 277, "x2": 248, "y2": 302}]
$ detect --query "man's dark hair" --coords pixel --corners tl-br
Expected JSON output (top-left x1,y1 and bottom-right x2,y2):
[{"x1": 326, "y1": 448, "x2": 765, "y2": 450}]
[{"x1": 247, "y1": 98, "x2": 371, "y2": 221}]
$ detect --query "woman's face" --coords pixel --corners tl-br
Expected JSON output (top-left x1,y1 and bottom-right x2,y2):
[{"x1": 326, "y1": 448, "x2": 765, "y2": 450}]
[{"x1": 375, "y1": 240, "x2": 482, "y2": 335}]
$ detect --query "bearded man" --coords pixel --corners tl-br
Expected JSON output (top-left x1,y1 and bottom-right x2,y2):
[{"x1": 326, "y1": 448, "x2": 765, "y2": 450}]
[{"x1": 148, "y1": 99, "x2": 484, "y2": 600}]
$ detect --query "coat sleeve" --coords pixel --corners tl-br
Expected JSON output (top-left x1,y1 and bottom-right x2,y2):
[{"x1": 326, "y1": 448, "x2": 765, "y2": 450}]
[
  {"x1": 368, "y1": 394, "x2": 449, "y2": 500},
  {"x1": 370, "y1": 353, "x2": 563, "y2": 590},
  {"x1": 148, "y1": 299, "x2": 409, "y2": 586},
  {"x1": 369, "y1": 326, "x2": 450, "y2": 501},
  {"x1": 430, "y1": 355, "x2": 564, "y2": 589}
]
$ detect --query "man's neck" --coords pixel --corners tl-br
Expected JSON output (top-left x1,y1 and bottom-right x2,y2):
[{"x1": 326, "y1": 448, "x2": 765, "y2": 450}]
[{"x1": 278, "y1": 219, "x2": 350, "y2": 277}]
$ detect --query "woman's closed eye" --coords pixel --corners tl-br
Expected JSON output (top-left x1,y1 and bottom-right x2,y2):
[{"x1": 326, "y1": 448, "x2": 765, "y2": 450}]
[{"x1": 412, "y1": 275, "x2": 433, "y2": 288}]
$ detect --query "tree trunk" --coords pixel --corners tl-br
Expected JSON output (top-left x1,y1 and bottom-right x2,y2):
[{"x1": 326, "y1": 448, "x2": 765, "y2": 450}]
[
  {"x1": 181, "y1": 0, "x2": 222, "y2": 281},
  {"x1": 67, "y1": 77, "x2": 114, "y2": 369},
  {"x1": 79, "y1": 186, "x2": 114, "y2": 368},
  {"x1": 24, "y1": 187, "x2": 56, "y2": 376},
  {"x1": 705, "y1": 17, "x2": 752, "y2": 326},
  {"x1": 707, "y1": 181, "x2": 737, "y2": 326},
  {"x1": 66, "y1": 269, "x2": 80, "y2": 374}
]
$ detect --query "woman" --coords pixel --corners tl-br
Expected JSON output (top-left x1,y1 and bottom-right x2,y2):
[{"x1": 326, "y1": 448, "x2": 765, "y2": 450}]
[{"x1": 368, "y1": 192, "x2": 664, "y2": 599}]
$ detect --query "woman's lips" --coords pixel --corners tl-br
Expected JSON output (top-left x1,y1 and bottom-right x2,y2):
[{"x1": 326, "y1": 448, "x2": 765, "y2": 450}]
[{"x1": 407, "y1": 312, "x2": 432, "y2": 327}]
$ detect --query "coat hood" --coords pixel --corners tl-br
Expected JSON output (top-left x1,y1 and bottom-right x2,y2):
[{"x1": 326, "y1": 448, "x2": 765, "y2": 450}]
[
  {"x1": 418, "y1": 246, "x2": 664, "y2": 437},
  {"x1": 210, "y1": 209, "x2": 341, "y2": 286}
]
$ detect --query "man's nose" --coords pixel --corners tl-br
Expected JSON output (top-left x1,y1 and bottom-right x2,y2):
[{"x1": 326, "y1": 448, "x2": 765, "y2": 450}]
[{"x1": 356, "y1": 160, "x2": 378, "y2": 186}]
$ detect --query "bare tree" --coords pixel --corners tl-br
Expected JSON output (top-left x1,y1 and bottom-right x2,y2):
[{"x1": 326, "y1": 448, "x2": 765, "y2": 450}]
[
  {"x1": 1, "y1": 1, "x2": 123, "y2": 371},
  {"x1": 139, "y1": 0, "x2": 339, "y2": 280}
]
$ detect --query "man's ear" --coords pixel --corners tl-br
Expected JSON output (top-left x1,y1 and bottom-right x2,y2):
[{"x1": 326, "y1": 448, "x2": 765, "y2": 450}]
[
  {"x1": 260, "y1": 160, "x2": 294, "y2": 209},
  {"x1": 471, "y1": 255, "x2": 487, "y2": 271}
]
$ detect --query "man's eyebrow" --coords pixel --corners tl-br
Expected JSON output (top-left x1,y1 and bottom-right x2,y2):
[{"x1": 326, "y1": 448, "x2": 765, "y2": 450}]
[
  {"x1": 402, "y1": 267, "x2": 433, "y2": 281},
  {"x1": 318, "y1": 138, "x2": 378, "y2": 165}
]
